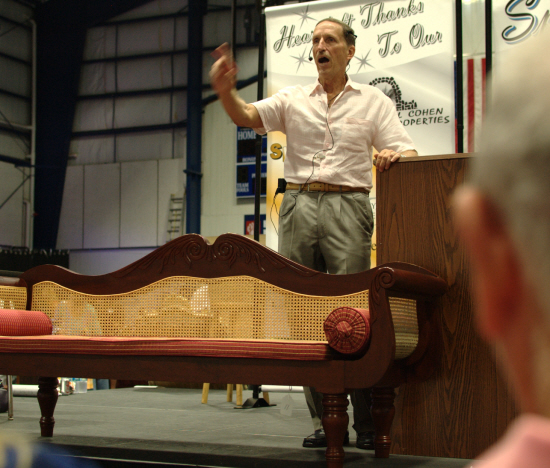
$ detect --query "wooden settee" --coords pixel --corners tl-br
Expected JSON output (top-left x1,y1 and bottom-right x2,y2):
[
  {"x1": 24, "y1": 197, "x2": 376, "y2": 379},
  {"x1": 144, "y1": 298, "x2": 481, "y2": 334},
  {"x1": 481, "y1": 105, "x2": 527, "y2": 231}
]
[{"x1": 0, "y1": 233, "x2": 446, "y2": 468}]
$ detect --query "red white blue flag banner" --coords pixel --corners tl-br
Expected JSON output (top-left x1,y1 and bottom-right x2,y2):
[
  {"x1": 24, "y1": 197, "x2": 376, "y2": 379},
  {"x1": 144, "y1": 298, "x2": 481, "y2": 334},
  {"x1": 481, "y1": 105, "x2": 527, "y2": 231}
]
[{"x1": 463, "y1": 55, "x2": 486, "y2": 153}]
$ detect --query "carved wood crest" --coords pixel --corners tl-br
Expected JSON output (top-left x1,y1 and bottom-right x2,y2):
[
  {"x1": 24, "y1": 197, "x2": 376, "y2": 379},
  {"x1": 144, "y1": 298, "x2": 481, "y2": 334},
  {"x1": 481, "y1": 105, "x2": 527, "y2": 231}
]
[{"x1": 113, "y1": 234, "x2": 317, "y2": 278}]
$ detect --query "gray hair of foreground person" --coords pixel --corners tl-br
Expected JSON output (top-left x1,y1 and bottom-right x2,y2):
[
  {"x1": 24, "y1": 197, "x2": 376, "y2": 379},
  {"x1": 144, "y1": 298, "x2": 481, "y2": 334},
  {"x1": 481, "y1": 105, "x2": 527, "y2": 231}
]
[
  {"x1": 454, "y1": 32, "x2": 550, "y2": 417},
  {"x1": 473, "y1": 36, "x2": 550, "y2": 325}
]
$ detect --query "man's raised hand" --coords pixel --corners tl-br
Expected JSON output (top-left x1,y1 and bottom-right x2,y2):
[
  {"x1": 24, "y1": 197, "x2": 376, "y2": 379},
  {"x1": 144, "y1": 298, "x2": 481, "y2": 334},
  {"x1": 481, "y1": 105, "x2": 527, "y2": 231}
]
[{"x1": 209, "y1": 43, "x2": 238, "y2": 96}]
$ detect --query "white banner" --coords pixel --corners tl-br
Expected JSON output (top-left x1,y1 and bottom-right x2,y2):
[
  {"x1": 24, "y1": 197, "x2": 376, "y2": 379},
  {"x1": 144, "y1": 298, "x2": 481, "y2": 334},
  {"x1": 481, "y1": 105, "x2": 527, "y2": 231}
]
[
  {"x1": 264, "y1": 0, "x2": 456, "y2": 251},
  {"x1": 492, "y1": 0, "x2": 550, "y2": 64}
]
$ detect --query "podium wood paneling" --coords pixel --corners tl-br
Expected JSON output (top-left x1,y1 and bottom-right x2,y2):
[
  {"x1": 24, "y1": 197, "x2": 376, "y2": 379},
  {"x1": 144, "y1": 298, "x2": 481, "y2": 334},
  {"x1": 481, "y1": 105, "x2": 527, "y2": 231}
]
[{"x1": 376, "y1": 154, "x2": 517, "y2": 459}]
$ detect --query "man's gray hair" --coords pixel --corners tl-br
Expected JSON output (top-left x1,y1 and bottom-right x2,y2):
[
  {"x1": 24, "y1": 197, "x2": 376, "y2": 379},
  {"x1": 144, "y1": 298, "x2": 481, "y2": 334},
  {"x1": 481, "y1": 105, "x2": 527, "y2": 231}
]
[
  {"x1": 316, "y1": 17, "x2": 356, "y2": 47},
  {"x1": 472, "y1": 32, "x2": 550, "y2": 319}
]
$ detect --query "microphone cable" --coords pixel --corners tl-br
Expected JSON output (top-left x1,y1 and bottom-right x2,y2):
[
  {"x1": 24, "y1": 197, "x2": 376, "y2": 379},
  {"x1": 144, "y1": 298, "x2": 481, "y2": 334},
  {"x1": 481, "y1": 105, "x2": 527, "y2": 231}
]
[
  {"x1": 269, "y1": 95, "x2": 337, "y2": 235},
  {"x1": 299, "y1": 94, "x2": 337, "y2": 191}
]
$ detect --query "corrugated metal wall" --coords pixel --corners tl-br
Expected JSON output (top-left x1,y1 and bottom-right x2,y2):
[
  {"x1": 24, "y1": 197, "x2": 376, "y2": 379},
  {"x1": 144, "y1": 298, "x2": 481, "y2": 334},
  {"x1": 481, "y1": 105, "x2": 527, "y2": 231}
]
[
  {"x1": 0, "y1": 0, "x2": 33, "y2": 247},
  {"x1": 57, "y1": 0, "x2": 263, "y2": 273}
]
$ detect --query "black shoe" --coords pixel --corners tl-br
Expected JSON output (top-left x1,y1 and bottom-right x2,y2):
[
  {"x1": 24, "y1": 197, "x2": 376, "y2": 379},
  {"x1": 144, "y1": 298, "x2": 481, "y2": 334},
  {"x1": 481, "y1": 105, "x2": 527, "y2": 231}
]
[
  {"x1": 302, "y1": 429, "x2": 350, "y2": 448},
  {"x1": 356, "y1": 431, "x2": 375, "y2": 450}
]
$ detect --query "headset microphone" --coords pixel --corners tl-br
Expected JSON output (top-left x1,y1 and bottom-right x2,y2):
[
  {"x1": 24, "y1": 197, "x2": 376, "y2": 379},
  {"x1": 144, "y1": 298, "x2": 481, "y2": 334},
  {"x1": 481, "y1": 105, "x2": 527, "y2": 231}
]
[{"x1": 308, "y1": 46, "x2": 313, "y2": 61}]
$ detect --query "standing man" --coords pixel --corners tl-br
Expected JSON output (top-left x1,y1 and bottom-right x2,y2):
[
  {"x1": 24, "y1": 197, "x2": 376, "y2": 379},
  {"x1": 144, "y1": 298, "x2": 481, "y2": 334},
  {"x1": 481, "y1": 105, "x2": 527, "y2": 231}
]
[
  {"x1": 453, "y1": 34, "x2": 550, "y2": 467},
  {"x1": 210, "y1": 17, "x2": 416, "y2": 450}
]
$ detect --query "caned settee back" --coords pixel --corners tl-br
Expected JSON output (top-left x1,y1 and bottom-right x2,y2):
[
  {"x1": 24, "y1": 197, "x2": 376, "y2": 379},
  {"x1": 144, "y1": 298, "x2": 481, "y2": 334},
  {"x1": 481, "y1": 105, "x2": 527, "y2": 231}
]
[
  {"x1": 0, "y1": 284, "x2": 26, "y2": 310},
  {"x1": 19, "y1": 234, "x2": 446, "y2": 359}
]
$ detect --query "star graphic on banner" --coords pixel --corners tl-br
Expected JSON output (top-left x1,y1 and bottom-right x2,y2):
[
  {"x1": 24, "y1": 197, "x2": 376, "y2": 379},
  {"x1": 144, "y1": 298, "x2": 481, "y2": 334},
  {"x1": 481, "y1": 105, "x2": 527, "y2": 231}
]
[
  {"x1": 294, "y1": 6, "x2": 316, "y2": 29},
  {"x1": 355, "y1": 50, "x2": 375, "y2": 72},
  {"x1": 291, "y1": 48, "x2": 311, "y2": 73}
]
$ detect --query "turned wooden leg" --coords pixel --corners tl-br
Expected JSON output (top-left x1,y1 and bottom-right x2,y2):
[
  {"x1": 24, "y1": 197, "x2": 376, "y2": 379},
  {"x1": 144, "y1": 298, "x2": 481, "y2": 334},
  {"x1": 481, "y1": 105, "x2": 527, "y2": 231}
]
[
  {"x1": 7, "y1": 375, "x2": 13, "y2": 420},
  {"x1": 371, "y1": 387, "x2": 396, "y2": 458},
  {"x1": 201, "y1": 383, "x2": 210, "y2": 404},
  {"x1": 37, "y1": 377, "x2": 59, "y2": 437},
  {"x1": 236, "y1": 384, "x2": 243, "y2": 406},
  {"x1": 226, "y1": 384, "x2": 233, "y2": 402},
  {"x1": 322, "y1": 393, "x2": 349, "y2": 468}
]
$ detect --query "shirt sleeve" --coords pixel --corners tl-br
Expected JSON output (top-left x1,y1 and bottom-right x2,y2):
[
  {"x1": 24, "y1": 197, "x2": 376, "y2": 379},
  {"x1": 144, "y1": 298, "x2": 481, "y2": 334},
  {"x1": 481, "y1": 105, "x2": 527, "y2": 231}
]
[
  {"x1": 250, "y1": 91, "x2": 287, "y2": 136},
  {"x1": 372, "y1": 96, "x2": 415, "y2": 153}
]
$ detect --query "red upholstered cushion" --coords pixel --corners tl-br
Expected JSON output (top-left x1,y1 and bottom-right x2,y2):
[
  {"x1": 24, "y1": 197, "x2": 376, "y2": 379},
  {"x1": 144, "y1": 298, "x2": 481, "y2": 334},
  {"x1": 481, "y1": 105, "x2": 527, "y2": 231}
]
[
  {"x1": 324, "y1": 307, "x2": 371, "y2": 356},
  {"x1": 0, "y1": 335, "x2": 333, "y2": 361},
  {"x1": 0, "y1": 309, "x2": 52, "y2": 336}
]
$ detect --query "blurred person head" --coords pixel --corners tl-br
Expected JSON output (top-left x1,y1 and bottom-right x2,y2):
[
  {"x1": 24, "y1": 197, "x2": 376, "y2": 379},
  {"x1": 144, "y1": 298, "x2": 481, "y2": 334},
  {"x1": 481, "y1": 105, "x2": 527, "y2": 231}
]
[{"x1": 454, "y1": 32, "x2": 550, "y2": 417}]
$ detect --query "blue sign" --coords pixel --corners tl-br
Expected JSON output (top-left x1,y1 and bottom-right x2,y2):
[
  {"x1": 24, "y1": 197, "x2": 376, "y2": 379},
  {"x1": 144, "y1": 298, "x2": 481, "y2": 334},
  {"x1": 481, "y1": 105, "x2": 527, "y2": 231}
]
[
  {"x1": 237, "y1": 127, "x2": 267, "y2": 163},
  {"x1": 236, "y1": 163, "x2": 267, "y2": 198},
  {"x1": 237, "y1": 127, "x2": 267, "y2": 198}
]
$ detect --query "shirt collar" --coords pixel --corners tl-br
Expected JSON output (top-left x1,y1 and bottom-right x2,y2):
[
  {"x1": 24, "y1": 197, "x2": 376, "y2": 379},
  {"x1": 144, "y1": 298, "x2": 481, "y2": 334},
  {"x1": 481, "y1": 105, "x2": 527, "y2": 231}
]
[
  {"x1": 310, "y1": 75, "x2": 360, "y2": 96},
  {"x1": 344, "y1": 76, "x2": 361, "y2": 91},
  {"x1": 310, "y1": 79, "x2": 323, "y2": 96}
]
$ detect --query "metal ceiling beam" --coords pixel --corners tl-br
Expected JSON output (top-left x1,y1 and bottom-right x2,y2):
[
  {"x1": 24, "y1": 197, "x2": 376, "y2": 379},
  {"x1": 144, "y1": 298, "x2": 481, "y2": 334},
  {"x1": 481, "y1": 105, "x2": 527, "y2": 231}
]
[
  {"x1": 185, "y1": 0, "x2": 206, "y2": 235},
  {"x1": 0, "y1": 154, "x2": 31, "y2": 167},
  {"x1": 0, "y1": 88, "x2": 30, "y2": 102},
  {"x1": 95, "y1": 3, "x2": 254, "y2": 27},
  {"x1": 81, "y1": 41, "x2": 259, "y2": 64},
  {"x1": 72, "y1": 73, "x2": 265, "y2": 138},
  {"x1": 0, "y1": 50, "x2": 31, "y2": 66},
  {"x1": 0, "y1": 13, "x2": 32, "y2": 30}
]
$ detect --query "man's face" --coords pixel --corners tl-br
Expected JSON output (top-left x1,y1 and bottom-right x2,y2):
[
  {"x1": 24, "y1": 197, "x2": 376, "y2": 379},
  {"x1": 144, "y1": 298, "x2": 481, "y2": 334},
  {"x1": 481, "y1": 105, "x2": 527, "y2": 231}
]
[{"x1": 312, "y1": 21, "x2": 355, "y2": 80}]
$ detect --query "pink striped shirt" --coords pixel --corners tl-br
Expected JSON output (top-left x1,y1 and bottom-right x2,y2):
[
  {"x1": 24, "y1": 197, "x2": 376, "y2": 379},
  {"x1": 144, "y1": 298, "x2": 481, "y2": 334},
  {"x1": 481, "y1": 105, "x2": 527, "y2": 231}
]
[
  {"x1": 473, "y1": 414, "x2": 550, "y2": 468},
  {"x1": 252, "y1": 77, "x2": 415, "y2": 191}
]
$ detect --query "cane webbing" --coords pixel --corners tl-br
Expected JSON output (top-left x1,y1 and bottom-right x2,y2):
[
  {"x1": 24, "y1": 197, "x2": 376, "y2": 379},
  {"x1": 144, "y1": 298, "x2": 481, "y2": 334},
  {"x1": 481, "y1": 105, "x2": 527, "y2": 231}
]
[
  {"x1": 31, "y1": 276, "x2": 418, "y2": 358},
  {"x1": 0, "y1": 285, "x2": 27, "y2": 311},
  {"x1": 388, "y1": 297, "x2": 419, "y2": 359}
]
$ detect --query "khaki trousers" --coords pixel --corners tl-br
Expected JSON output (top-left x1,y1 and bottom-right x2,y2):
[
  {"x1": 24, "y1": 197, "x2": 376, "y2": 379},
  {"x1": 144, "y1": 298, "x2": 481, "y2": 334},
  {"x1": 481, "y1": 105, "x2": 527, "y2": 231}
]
[{"x1": 278, "y1": 189, "x2": 375, "y2": 434}]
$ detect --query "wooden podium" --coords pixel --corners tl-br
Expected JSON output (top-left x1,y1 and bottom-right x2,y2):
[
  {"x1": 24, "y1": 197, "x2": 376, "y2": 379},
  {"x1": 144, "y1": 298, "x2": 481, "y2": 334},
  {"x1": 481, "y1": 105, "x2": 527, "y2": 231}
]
[{"x1": 376, "y1": 154, "x2": 517, "y2": 459}]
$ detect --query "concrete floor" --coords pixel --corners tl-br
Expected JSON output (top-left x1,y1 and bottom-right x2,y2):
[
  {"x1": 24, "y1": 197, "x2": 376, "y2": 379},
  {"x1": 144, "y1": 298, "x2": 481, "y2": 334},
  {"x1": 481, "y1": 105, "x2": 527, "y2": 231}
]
[{"x1": 0, "y1": 386, "x2": 472, "y2": 468}]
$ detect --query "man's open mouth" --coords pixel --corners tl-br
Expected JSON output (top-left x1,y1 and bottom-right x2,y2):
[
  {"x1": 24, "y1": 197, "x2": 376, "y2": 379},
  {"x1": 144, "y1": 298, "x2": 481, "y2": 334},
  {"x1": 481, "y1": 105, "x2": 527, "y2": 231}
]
[{"x1": 318, "y1": 57, "x2": 330, "y2": 63}]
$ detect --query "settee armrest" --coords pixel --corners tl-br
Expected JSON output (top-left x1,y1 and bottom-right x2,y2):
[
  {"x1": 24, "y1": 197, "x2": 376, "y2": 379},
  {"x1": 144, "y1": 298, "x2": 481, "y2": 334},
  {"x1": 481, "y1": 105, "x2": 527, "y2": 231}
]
[
  {"x1": 0, "y1": 309, "x2": 52, "y2": 336},
  {"x1": 324, "y1": 307, "x2": 371, "y2": 357},
  {"x1": 0, "y1": 276, "x2": 23, "y2": 287}
]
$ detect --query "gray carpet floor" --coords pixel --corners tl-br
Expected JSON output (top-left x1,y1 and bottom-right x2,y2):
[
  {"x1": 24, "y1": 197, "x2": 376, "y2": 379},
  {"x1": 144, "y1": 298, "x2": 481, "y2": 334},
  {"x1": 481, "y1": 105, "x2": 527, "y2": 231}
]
[{"x1": 0, "y1": 386, "x2": 473, "y2": 468}]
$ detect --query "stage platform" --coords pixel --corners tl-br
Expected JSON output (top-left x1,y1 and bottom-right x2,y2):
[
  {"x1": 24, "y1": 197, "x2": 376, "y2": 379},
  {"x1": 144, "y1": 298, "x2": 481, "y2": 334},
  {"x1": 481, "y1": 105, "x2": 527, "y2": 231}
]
[{"x1": 0, "y1": 387, "x2": 471, "y2": 468}]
